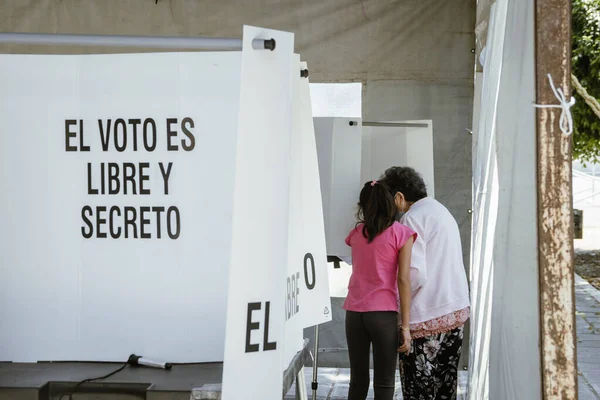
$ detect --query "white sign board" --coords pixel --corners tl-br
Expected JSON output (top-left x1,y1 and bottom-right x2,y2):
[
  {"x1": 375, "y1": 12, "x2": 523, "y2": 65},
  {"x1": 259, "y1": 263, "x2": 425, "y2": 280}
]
[
  {"x1": 360, "y1": 120, "x2": 435, "y2": 197},
  {"x1": 221, "y1": 26, "x2": 294, "y2": 400},
  {"x1": 0, "y1": 50, "x2": 243, "y2": 363},
  {"x1": 283, "y1": 59, "x2": 333, "y2": 365},
  {"x1": 314, "y1": 117, "x2": 363, "y2": 259}
]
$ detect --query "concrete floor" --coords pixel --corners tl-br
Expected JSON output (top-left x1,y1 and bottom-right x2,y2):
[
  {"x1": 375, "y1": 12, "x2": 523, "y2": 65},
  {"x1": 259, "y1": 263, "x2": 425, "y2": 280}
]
[
  {"x1": 284, "y1": 368, "x2": 468, "y2": 400},
  {"x1": 289, "y1": 275, "x2": 600, "y2": 400},
  {"x1": 575, "y1": 275, "x2": 600, "y2": 400},
  {"x1": 2, "y1": 276, "x2": 598, "y2": 400}
]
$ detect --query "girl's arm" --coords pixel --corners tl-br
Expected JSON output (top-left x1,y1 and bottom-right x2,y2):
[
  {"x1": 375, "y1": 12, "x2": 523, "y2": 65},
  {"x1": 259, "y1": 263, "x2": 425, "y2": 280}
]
[{"x1": 397, "y1": 236, "x2": 414, "y2": 354}]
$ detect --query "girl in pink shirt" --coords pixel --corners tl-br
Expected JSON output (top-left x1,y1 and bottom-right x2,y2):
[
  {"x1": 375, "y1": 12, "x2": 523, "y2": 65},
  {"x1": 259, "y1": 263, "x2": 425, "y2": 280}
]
[{"x1": 344, "y1": 180, "x2": 416, "y2": 400}]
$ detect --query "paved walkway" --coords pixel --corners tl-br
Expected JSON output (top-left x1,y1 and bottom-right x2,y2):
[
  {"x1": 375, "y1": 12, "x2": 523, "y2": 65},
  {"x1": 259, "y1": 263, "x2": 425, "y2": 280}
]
[
  {"x1": 576, "y1": 274, "x2": 600, "y2": 400},
  {"x1": 285, "y1": 368, "x2": 466, "y2": 399},
  {"x1": 286, "y1": 275, "x2": 600, "y2": 399}
]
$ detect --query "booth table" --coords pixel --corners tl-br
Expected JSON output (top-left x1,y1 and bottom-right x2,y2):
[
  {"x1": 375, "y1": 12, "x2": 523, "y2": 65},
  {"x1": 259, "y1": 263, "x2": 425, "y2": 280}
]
[{"x1": 0, "y1": 340, "x2": 311, "y2": 400}]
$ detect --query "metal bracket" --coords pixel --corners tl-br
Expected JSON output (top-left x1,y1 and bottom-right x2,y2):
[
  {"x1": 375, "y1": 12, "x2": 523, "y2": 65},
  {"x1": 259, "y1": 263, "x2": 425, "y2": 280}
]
[{"x1": 252, "y1": 38, "x2": 276, "y2": 51}]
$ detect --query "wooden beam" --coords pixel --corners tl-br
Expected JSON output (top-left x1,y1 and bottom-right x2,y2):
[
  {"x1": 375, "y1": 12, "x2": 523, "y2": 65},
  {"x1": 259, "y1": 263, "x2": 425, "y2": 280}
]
[{"x1": 535, "y1": 0, "x2": 578, "y2": 398}]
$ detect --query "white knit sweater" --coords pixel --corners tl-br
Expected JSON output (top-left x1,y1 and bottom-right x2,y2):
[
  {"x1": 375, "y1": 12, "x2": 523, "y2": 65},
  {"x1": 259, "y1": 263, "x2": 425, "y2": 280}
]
[{"x1": 400, "y1": 197, "x2": 470, "y2": 324}]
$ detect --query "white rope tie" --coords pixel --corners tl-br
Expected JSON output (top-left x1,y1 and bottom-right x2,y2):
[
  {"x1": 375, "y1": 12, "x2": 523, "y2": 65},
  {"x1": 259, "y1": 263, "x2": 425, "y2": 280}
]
[{"x1": 533, "y1": 73, "x2": 576, "y2": 136}]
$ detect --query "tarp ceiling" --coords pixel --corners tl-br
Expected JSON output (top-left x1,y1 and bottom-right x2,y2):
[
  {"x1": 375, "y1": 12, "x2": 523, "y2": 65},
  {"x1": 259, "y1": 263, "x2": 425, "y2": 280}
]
[{"x1": 0, "y1": 0, "x2": 475, "y2": 84}]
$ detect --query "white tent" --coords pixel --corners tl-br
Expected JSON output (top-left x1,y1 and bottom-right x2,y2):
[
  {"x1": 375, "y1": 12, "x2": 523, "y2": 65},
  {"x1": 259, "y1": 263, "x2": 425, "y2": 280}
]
[
  {"x1": 470, "y1": 0, "x2": 577, "y2": 398},
  {"x1": 0, "y1": 0, "x2": 578, "y2": 398}
]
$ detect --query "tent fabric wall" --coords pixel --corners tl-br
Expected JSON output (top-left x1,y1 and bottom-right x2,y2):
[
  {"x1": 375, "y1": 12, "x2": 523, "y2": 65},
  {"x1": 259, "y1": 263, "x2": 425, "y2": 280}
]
[
  {"x1": 363, "y1": 80, "x2": 474, "y2": 262},
  {"x1": 469, "y1": 0, "x2": 541, "y2": 398},
  {"x1": 469, "y1": 2, "x2": 505, "y2": 396},
  {"x1": 0, "y1": 0, "x2": 474, "y2": 84},
  {"x1": 476, "y1": 0, "x2": 496, "y2": 70},
  {"x1": 492, "y1": 0, "x2": 540, "y2": 397}
]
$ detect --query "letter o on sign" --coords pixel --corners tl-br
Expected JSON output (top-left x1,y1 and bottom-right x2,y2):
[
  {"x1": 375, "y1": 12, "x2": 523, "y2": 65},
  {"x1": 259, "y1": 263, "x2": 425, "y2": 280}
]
[{"x1": 303, "y1": 253, "x2": 316, "y2": 290}]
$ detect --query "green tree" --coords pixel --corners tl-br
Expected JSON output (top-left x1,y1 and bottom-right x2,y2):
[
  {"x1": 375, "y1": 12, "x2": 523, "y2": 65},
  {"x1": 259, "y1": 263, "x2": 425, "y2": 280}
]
[{"x1": 572, "y1": 0, "x2": 600, "y2": 163}]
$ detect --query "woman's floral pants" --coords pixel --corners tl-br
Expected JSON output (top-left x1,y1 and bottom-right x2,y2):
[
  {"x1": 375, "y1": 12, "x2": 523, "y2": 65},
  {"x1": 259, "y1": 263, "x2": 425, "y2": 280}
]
[{"x1": 399, "y1": 326, "x2": 464, "y2": 400}]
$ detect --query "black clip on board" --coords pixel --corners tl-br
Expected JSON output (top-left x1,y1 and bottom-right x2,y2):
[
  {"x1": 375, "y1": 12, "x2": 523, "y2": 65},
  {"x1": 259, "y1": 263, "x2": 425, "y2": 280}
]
[{"x1": 327, "y1": 256, "x2": 342, "y2": 269}]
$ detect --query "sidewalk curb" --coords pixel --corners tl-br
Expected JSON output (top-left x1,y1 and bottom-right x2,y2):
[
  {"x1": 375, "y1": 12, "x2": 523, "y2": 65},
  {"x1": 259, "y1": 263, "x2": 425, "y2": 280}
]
[{"x1": 575, "y1": 274, "x2": 600, "y2": 304}]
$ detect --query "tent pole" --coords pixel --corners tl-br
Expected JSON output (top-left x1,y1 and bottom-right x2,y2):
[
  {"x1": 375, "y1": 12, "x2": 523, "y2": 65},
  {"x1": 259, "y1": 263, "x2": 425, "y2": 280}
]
[
  {"x1": 349, "y1": 121, "x2": 429, "y2": 128},
  {"x1": 311, "y1": 324, "x2": 320, "y2": 400},
  {"x1": 0, "y1": 33, "x2": 276, "y2": 51},
  {"x1": 534, "y1": 0, "x2": 578, "y2": 398}
]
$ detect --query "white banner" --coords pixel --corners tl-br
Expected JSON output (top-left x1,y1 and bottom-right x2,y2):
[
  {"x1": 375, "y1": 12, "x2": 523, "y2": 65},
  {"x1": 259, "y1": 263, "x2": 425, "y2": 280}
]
[
  {"x1": 221, "y1": 26, "x2": 294, "y2": 400},
  {"x1": 0, "y1": 51, "x2": 243, "y2": 363}
]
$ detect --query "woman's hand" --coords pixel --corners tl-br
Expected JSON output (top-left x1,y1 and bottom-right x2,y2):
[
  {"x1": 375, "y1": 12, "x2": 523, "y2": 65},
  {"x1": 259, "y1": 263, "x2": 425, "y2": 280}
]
[{"x1": 397, "y1": 328, "x2": 412, "y2": 355}]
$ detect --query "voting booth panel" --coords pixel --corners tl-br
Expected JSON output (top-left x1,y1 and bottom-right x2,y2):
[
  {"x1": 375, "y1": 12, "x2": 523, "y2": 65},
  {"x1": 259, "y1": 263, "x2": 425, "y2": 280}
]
[
  {"x1": 221, "y1": 29, "x2": 332, "y2": 400},
  {"x1": 310, "y1": 117, "x2": 362, "y2": 369},
  {"x1": 360, "y1": 121, "x2": 435, "y2": 198},
  {"x1": 313, "y1": 117, "x2": 362, "y2": 260},
  {"x1": 283, "y1": 55, "x2": 306, "y2": 366},
  {"x1": 309, "y1": 118, "x2": 435, "y2": 368},
  {"x1": 221, "y1": 27, "x2": 295, "y2": 400},
  {"x1": 283, "y1": 57, "x2": 333, "y2": 366},
  {"x1": 313, "y1": 118, "x2": 434, "y2": 264},
  {"x1": 0, "y1": 28, "x2": 330, "y2": 389},
  {"x1": 0, "y1": 51, "x2": 243, "y2": 363},
  {"x1": 291, "y1": 62, "x2": 332, "y2": 330}
]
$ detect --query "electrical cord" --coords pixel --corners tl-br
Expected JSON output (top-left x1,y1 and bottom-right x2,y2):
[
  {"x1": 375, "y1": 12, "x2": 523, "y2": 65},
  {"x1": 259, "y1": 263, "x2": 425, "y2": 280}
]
[{"x1": 58, "y1": 362, "x2": 129, "y2": 400}]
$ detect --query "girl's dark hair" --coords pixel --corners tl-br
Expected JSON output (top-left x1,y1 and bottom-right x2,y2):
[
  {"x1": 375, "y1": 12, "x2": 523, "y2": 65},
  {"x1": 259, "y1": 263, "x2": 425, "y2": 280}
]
[
  {"x1": 356, "y1": 181, "x2": 396, "y2": 243},
  {"x1": 379, "y1": 166, "x2": 427, "y2": 202}
]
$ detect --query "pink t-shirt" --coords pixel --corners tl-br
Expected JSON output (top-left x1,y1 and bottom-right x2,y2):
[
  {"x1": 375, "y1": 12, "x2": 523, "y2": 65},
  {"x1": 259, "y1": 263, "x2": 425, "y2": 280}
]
[{"x1": 343, "y1": 222, "x2": 417, "y2": 312}]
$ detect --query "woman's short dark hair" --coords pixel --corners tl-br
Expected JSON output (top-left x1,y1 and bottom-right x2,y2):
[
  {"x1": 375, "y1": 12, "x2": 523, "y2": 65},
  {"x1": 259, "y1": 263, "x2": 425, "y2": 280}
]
[{"x1": 379, "y1": 166, "x2": 428, "y2": 202}]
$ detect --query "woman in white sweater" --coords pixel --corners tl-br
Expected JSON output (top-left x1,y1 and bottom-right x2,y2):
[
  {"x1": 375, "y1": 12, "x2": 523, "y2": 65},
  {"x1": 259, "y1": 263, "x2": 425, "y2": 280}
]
[{"x1": 380, "y1": 166, "x2": 470, "y2": 400}]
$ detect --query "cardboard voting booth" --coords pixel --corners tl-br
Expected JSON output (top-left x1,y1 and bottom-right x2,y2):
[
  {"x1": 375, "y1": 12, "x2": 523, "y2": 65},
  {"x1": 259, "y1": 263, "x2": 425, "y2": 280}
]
[
  {"x1": 360, "y1": 121, "x2": 435, "y2": 198},
  {"x1": 314, "y1": 117, "x2": 435, "y2": 263},
  {"x1": 0, "y1": 26, "x2": 330, "y2": 400},
  {"x1": 312, "y1": 117, "x2": 435, "y2": 369},
  {"x1": 313, "y1": 117, "x2": 362, "y2": 260}
]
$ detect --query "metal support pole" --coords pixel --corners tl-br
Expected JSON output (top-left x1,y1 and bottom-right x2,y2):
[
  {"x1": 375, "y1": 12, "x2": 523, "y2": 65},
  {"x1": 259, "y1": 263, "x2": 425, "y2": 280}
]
[
  {"x1": 311, "y1": 324, "x2": 320, "y2": 400},
  {"x1": 534, "y1": 0, "x2": 578, "y2": 398},
  {"x1": 349, "y1": 121, "x2": 429, "y2": 128},
  {"x1": 295, "y1": 367, "x2": 308, "y2": 400},
  {"x1": 0, "y1": 32, "x2": 276, "y2": 51}
]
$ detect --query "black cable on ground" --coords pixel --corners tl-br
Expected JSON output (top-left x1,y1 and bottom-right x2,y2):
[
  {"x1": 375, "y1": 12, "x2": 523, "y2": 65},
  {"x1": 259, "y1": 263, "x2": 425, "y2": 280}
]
[{"x1": 58, "y1": 362, "x2": 129, "y2": 400}]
